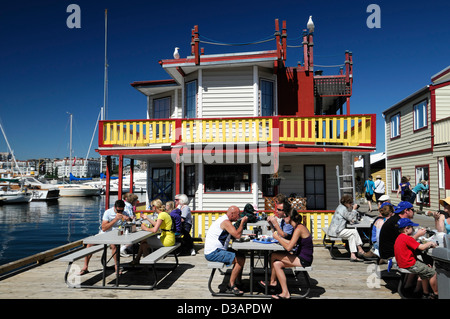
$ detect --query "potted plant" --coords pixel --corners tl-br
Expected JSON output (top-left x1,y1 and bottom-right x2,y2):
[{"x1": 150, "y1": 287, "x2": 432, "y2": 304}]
[{"x1": 268, "y1": 172, "x2": 282, "y2": 186}]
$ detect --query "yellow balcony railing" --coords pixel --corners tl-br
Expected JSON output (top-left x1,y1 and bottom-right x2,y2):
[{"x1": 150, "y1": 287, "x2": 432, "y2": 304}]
[{"x1": 99, "y1": 115, "x2": 375, "y2": 148}]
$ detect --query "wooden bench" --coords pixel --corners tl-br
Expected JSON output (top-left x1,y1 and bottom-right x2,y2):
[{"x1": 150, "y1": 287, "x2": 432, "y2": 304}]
[
  {"x1": 322, "y1": 227, "x2": 350, "y2": 260},
  {"x1": 207, "y1": 261, "x2": 313, "y2": 298},
  {"x1": 59, "y1": 245, "x2": 104, "y2": 288},
  {"x1": 389, "y1": 260, "x2": 414, "y2": 299},
  {"x1": 140, "y1": 243, "x2": 181, "y2": 289}
]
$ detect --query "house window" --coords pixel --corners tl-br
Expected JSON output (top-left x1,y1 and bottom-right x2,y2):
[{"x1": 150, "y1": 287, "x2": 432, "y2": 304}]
[
  {"x1": 151, "y1": 167, "x2": 173, "y2": 201},
  {"x1": 260, "y1": 79, "x2": 274, "y2": 116},
  {"x1": 204, "y1": 165, "x2": 251, "y2": 192},
  {"x1": 304, "y1": 165, "x2": 325, "y2": 210},
  {"x1": 390, "y1": 113, "x2": 400, "y2": 138},
  {"x1": 413, "y1": 100, "x2": 427, "y2": 131},
  {"x1": 391, "y1": 168, "x2": 401, "y2": 192},
  {"x1": 184, "y1": 165, "x2": 196, "y2": 197},
  {"x1": 438, "y1": 159, "x2": 445, "y2": 189},
  {"x1": 415, "y1": 165, "x2": 429, "y2": 205},
  {"x1": 153, "y1": 97, "x2": 171, "y2": 119},
  {"x1": 185, "y1": 80, "x2": 197, "y2": 118}
]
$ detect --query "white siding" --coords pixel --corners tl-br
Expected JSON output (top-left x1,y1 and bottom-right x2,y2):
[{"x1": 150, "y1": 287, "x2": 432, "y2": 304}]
[
  {"x1": 435, "y1": 85, "x2": 450, "y2": 121},
  {"x1": 385, "y1": 92, "x2": 431, "y2": 157},
  {"x1": 278, "y1": 155, "x2": 342, "y2": 210},
  {"x1": 202, "y1": 68, "x2": 254, "y2": 118}
]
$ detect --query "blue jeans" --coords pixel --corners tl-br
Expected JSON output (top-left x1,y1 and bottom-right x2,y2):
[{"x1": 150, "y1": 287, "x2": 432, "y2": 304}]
[{"x1": 205, "y1": 248, "x2": 235, "y2": 266}]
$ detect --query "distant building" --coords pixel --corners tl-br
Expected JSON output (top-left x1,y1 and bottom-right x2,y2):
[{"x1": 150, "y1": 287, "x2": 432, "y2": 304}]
[{"x1": 383, "y1": 65, "x2": 450, "y2": 211}]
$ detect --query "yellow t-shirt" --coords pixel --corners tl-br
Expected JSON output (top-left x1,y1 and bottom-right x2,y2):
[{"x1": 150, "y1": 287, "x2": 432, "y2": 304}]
[{"x1": 158, "y1": 211, "x2": 175, "y2": 247}]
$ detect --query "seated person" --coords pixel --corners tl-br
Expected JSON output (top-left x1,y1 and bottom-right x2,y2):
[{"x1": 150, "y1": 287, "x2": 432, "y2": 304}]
[
  {"x1": 264, "y1": 207, "x2": 313, "y2": 299},
  {"x1": 327, "y1": 195, "x2": 367, "y2": 262},
  {"x1": 204, "y1": 205, "x2": 248, "y2": 296},
  {"x1": 267, "y1": 197, "x2": 293, "y2": 239},
  {"x1": 394, "y1": 218, "x2": 438, "y2": 299}
]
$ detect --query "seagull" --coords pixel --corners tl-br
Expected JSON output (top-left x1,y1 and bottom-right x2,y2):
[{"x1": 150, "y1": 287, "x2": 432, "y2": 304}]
[
  {"x1": 173, "y1": 47, "x2": 180, "y2": 59},
  {"x1": 307, "y1": 16, "x2": 314, "y2": 33}
]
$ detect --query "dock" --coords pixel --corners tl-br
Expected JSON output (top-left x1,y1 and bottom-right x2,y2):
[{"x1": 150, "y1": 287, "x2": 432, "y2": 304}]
[
  {"x1": 0, "y1": 242, "x2": 401, "y2": 300},
  {"x1": 0, "y1": 204, "x2": 437, "y2": 301}
]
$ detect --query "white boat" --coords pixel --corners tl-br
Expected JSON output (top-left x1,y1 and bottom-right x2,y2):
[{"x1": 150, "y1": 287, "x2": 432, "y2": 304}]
[
  {"x1": 0, "y1": 179, "x2": 32, "y2": 204},
  {"x1": 58, "y1": 184, "x2": 101, "y2": 197},
  {"x1": 109, "y1": 171, "x2": 147, "y2": 193},
  {"x1": 16, "y1": 176, "x2": 60, "y2": 201}
]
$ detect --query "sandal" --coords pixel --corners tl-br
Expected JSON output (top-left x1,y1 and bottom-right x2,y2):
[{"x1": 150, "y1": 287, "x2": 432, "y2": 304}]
[
  {"x1": 350, "y1": 258, "x2": 364, "y2": 262},
  {"x1": 79, "y1": 269, "x2": 89, "y2": 276},
  {"x1": 227, "y1": 284, "x2": 244, "y2": 296},
  {"x1": 258, "y1": 280, "x2": 278, "y2": 291}
]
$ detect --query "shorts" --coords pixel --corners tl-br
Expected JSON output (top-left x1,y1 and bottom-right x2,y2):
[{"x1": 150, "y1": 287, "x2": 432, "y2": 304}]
[
  {"x1": 406, "y1": 260, "x2": 436, "y2": 279},
  {"x1": 365, "y1": 192, "x2": 373, "y2": 201},
  {"x1": 205, "y1": 248, "x2": 236, "y2": 266}
]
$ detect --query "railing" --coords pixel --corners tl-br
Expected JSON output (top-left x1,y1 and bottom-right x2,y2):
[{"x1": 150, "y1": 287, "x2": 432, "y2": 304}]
[
  {"x1": 189, "y1": 210, "x2": 334, "y2": 244},
  {"x1": 434, "y1": 117, "x2": 450, "y2": 146},
  {"x1": 99, "y1": 115, "x2": 375, "y2": 149}
]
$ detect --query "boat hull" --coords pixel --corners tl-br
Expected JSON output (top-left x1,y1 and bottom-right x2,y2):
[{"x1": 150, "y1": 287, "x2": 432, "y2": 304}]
[
  {"x1": 0, "y1": 192, "x2": 32, "y2": 204},
  {"x1": 58, "y1": 185, "x2": 101, "y2": 197},
  {"x1": 30, "y1": 189, "x2": 60, "y2": 201}
]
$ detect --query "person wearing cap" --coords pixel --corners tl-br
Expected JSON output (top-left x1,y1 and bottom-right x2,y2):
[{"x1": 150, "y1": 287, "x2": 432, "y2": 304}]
[
  {"x1": 374, "y1": 175, "x2": 385, "y2": 202},
  {"x1": 432, "y1": 196, "x2": 450, "y2": 234},
  {"x1": 408, "y1": 180, "x2": 429, "y2": 204},
  {"x1": 378, "y1": 201, "x2": 426, "y2": 261},
  {"x1": 394, "y1": 218, "x2": 438, "y2": 299},
  {"x1": 376, "y1": 194, "x2": 390, "y2": 209}
]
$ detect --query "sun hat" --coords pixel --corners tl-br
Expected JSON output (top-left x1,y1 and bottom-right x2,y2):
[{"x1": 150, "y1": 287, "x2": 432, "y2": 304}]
[
  {"x1": 378, "y1": 194, "x2": 390, "y2": 202},
  {"x1": 394, "y1": 201, "x2": 414, "y2": 214},
  {"x1": 439, "y1": 197, "x2": 450, "y2": 207},
  {"x1": 397, "y1": 218, "x2": 419, "y2": 229}
]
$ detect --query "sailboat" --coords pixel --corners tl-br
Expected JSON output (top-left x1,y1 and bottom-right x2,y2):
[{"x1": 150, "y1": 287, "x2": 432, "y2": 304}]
[
  {"x1": 58, "y1": 113, "x2": 101, "y2": 197},
  {"x1": 0, "y1": 178, "x2": 32, "y2": 204}
]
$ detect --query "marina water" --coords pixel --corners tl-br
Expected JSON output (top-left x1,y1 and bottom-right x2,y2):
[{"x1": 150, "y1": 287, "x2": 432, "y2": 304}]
[{"x1": 0, "y1": 194, "x2": 147, "y2": 266}]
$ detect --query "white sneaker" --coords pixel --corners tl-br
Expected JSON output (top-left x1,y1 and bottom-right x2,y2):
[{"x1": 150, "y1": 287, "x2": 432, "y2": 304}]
[{"x1": 190, "y1": 249, "x2": 196, "y2": 256}]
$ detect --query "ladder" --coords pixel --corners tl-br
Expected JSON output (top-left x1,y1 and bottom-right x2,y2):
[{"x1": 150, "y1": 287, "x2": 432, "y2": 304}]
[{"x1": 336, "y1": 165, "x2": 355, "y2": 199}]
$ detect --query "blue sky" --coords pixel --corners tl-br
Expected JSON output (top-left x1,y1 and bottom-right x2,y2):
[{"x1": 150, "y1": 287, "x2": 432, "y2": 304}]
[{"x1": 1, "y1": 0, "x2": 449, "y2": 160}]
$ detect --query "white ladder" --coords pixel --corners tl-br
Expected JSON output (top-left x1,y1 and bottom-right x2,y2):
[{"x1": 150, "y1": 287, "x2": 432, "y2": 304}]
[{"x1": 336, "y1": 164, "x2": 355, "y2": 199}]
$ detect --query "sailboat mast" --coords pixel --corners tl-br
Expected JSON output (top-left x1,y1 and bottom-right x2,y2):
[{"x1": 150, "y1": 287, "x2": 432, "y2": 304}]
[
  {"x1": 69, "y1": 112, "x2": 73, "y2": 176},
  {"x1": 103, "y1": 9, "x2": 108, "y2": 121}
]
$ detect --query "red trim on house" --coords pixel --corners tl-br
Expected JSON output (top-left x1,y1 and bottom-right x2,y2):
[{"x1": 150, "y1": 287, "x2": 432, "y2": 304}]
[
  {"x1": 431, "y1": 69, "x2": 450, "y2": 83},
  {"x1": 386, "y1": 148, "x2": 433, "y2": 160}
]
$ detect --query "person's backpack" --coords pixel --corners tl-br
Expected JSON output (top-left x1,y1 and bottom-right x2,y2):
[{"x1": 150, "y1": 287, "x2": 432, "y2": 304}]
[{"x1": 169, "y1": 208, "x2": 183, "y2": 235}]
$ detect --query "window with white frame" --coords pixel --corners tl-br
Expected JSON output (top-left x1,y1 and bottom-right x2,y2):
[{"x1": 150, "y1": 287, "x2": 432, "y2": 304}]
[
  {"x1": 413, "y1": 100, "x2": 427, "y2": 130},
  {"x1": 391, "y1": 168, "x2": 401, "y2": 191},
  {"x1": 415, "y1": 165, "x2": 429, "y2": 204},
  {"x1": 438, "y1": 159, "x2": 445, "y2": 189},
  {"x1": 390, "y1": 113, "x2": 400, "y2": 138}
]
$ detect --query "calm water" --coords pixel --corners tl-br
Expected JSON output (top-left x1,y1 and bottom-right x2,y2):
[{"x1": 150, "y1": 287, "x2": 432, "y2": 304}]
[{"x1": 0, "y1": 194, "x2": 147, "y2": 266}]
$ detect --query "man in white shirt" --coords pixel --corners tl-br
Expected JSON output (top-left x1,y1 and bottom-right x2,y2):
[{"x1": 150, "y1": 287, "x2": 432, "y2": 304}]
[{"x1": 204, "y1": 205, "x2": 248, "y2": 296}]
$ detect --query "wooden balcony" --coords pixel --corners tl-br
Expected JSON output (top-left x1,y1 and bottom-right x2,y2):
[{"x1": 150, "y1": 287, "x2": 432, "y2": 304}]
[{"x1": 98, "y1": 115, "x2": 376, "y2": 150}]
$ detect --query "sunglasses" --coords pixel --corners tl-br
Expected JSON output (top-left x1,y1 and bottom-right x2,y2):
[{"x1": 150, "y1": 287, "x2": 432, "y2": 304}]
[{"x1": 116, "y1": 208, "x2": 124, "y2": 213}]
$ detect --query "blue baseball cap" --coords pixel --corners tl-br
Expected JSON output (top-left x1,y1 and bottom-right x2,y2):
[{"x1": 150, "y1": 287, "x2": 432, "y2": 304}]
[
  {"x1": 394, "y1": 201, "x2": 414, "y2": 214},
  {"x1": 397, "y1": 218, "x2": 419, "y2": 228},
  {"x1": 379, "y1": 202, "x2": 393, "y2": 209}
]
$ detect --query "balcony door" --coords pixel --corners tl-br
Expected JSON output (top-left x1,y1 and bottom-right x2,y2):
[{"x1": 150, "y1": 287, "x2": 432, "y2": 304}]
[{"x1": 151, "y1": 167, "x2": 173, "y2": 201}]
